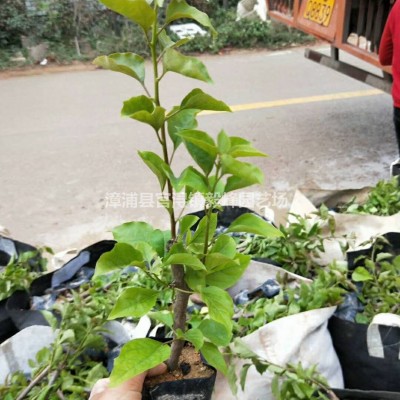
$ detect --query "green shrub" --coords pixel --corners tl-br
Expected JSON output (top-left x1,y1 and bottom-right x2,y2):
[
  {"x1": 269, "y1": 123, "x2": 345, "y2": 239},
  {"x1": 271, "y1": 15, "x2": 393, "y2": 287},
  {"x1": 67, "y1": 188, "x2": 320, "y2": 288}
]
[
  {"x1": 0, "y1": 0, "x2": 32, "y2": 47},
  {"x1": 0, "y1": 2, "x2": 314, "y2": 68},
  {"x1": 181, "y1": 10, "x2": 314, "y2": 53}
]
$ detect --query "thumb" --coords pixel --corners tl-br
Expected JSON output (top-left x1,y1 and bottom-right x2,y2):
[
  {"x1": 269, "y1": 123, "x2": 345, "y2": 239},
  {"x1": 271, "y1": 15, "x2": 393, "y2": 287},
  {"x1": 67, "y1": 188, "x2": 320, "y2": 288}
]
[{"x1": 117, "y1": 363, "x2": 168, "y2": 392}]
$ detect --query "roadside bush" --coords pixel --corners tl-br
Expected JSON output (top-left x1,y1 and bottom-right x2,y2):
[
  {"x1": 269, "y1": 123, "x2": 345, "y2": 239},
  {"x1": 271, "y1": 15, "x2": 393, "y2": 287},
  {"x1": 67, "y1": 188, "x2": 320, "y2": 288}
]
[
  {"x1": 0, "y1": 1, "x2": 313, "y2": 69},
  {"x1": 181, "y1": 9, "x2": 314, "y2": 53},
  {"x1": 91, "y1": 21, "x2": 150, "y2": 58},
  {"x1": 0, "y1": 0, "x2": 31, "y2": 47}
]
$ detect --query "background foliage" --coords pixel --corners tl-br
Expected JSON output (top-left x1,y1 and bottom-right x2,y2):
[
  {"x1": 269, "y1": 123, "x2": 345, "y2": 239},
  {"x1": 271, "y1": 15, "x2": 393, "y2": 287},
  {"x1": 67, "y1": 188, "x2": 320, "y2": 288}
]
[{"x1": 0, "y1": 0, "x2": 313, "y2": 69}]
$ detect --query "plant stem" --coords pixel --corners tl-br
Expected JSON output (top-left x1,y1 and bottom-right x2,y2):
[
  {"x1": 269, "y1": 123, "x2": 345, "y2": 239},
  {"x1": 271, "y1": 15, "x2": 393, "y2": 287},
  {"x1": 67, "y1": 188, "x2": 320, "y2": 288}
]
[
  {"x1": 150, "y1": 4, "x2": 186, "y2": 371},
  {"x1": 150, "y1": 5, "x2": 176, "y2": 239},
  {"x1": 16, "y1": 366, "x2": 50, "y2": 400},
  {"x1": 168, "y1": 269, "x2": 190, "y2": 371}
]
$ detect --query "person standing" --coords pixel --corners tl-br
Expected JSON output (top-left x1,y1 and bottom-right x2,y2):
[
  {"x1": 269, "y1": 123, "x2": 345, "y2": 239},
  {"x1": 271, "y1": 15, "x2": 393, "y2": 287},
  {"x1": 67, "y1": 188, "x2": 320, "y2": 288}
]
[{"x1": 379, "y1": 0, "x2": 400, "y2": 172}]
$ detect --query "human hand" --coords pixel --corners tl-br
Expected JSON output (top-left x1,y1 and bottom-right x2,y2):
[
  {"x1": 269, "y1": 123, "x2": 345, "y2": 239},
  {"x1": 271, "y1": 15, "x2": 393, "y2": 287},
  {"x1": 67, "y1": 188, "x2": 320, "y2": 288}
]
[{"x1": 89, "y1": 363, "x2": 167, "y2": 400}]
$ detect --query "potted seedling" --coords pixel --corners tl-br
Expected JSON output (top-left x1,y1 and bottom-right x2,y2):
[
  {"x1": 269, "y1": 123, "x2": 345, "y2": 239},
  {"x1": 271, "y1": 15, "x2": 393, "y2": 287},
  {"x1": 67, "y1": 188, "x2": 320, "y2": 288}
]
[{"x1": 92, "y1": 0, "x2": 282, "y2": 397}]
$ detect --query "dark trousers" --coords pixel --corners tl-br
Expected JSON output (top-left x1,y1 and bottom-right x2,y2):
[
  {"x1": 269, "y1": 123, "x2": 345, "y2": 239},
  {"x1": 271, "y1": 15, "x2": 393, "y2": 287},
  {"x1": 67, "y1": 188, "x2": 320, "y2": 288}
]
[{"x1": 393, "y1": 107, "x2": 400, "y2": 156}]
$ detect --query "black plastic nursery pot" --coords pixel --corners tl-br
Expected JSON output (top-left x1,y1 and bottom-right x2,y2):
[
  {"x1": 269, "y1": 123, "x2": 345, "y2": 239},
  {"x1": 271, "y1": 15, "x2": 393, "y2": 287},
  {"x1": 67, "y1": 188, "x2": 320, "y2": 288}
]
[
  {"x1": 137, "y1": 339, "x2": 217, "y2": 400},
  {"x1": 142, "y1": 366, "x2": 217, "y2": 400}
]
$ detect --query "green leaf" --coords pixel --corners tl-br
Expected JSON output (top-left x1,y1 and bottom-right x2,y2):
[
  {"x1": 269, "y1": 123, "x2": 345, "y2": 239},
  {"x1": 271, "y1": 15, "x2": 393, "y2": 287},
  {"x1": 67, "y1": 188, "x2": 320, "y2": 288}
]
[
  {"x1": 178, "y1": 130, "x2": 218, "y2": 154},
  {"x1": 159, "y1": 30, "x2": 191, "y2": 50},
  {"x1": 166, "y1": 0, "x2": 217, "y2": 37},
  {"x1": 109, "y1": 287, "x2": 158, "y2": 319},
  {"x1": 167, "y1": 108, "x2": 199, "y2": 150},
  {"x1": 201, "y1": 286, "x2": 233, "y2": 332},
  {"x1": 201, "y1": 342, "x2": 227, "y2": 375},
  {"x1": 268, "y1": 365, "x2": 285, "y2": 374},
  {"x1": 164, "y1": 253, "x2": 206, "y2": 271},
  {"x1": 206, "y1": 254, "x2": 250, "y2": 289},
  {"x1": 221, "y1": 154, "x2": 264, "y2": 191},
  {"x1": 375, "y1": 252, "x2": 393, "y2": 262},
  {"x1": 42, "y1": 310, "x2": 58, "y2": 330},
  {"x1": 205, "y1": 252, "x2": 237, "y2": 270},
  {"x1": 94, "y1": 243, "x2": 144, "y2": 277},
  {"x1": 99, "y1": 0, "x2": 155, "y2": 31},
  {"x1": 210, "y1": 235, "x2": 237, "y2": 258},
  {"x1": 179, "y1": 130, "x2": 217, "y2": 174},
  {"x1": 163, "y1": 48, "x2": 212, "y2": 83},
  {"x1": 93, "y1": 52, "x2": 145, "y2": 83},
  {"x1": 198, "y1": 319, "x2": 231, "y2": 346},
  {"x1": 352, "y1": 267, "x2": 373, "y2": 282},
  {"x1": 86, "y1": 364, "x2": 108, "y2": 387},
  {"x1": 113, "y1": 222, "x2": 169, "y2": 257},
  {"x1": 227, "y1": 363, "x2": 239, "y2": 395},
  {"x1": 122, "y1": 96, "x2": 165, "y2": 131},
  {"x1": 174, "y1": 166, "x2": 209, "y2": 193},
  {"x1": 181, "y1": 89, "x2": 231, "y2": 112},
  {"x1": 271, "y1": 375, "x2": 281, "y2": 399},
  {"x1": 185, "y1": 269, "x2": 206, "y2": 291},
  {"x1": 148, "y1": 310, "x2": 174, "y2": 328},
  {"x1": 229, "y1": 144, "x2": 267, "y2": 158},
  {"x1": 138, "y1": 151, "x2": 174, "y2": 191},
  {"x1": 129, "y1": 242, "x2": 158, "y2": 264},
  {"x1": 226, "y1": 213, "x2": 283, "y2": 237},
  {"x1": 122, "y1": 95, "x2": 153, "y2": 114},
  {"x1": 110, "y1": 338, "x2": 171, "y2": 387},
  {"x1": 59, "y1": 329, "x2": 75, "y2": 344},
  {"x1": 232, "y1": 338, "x2": 259, "y2": 359},
  {"x1": 190, "y1": 213, "x2": 218, "y2": 249},
  {"x1": 240, "y1": 364, "x2": 252, "y2": 391},
  {"x1": 217, "y1": 130, "x2": 231, "y2": 154},
  {"x1": 179, "y1": 215, "x2": 200, "y2": 236},
  {"x1": 184, "y1": 328, "x2": 204, "y2": 351}
]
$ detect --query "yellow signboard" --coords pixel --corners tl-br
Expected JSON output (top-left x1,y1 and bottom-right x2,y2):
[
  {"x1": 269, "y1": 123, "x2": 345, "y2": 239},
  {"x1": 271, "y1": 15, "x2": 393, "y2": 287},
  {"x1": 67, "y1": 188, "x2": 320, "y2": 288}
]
[{"x1": 303, "y1": 0, "x2": 335, "y2": 27}]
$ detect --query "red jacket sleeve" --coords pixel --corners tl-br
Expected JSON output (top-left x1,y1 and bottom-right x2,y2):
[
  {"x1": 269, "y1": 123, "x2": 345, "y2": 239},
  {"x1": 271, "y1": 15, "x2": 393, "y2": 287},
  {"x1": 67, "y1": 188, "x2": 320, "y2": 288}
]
[{"x1": 379, "y1": 7, "x2": 394, "y2": 66}]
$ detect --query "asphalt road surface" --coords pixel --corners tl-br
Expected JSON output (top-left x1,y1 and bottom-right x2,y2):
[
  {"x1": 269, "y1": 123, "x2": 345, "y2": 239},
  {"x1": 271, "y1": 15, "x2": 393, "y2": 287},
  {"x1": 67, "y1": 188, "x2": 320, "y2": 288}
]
[{"x1": 0, "y1": 45, "x2": 397, "y2": 252}]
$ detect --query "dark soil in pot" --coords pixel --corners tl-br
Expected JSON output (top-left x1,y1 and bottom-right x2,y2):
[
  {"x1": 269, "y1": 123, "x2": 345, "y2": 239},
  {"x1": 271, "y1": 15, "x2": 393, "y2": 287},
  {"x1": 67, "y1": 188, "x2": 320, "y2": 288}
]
[{"x1": 143, "y1": 345, "x2": 216, "y2": 400}]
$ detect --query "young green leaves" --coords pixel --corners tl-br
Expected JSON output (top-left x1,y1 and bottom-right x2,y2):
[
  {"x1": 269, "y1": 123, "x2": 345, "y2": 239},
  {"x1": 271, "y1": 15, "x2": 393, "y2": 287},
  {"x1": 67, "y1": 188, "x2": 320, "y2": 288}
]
[
  {"x1": 92, "y1": 0, "x2": 282, "y2": 386},
  {"x1": 110, "y1": 339, "x2": 171, "y2": 387}
]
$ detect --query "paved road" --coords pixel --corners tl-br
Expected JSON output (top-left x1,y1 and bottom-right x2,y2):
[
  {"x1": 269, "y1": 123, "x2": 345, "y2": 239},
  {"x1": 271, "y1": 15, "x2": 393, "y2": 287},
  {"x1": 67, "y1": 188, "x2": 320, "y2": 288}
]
[{"x1": 0, "y1": 45, "x2": 397, "y2": 251}]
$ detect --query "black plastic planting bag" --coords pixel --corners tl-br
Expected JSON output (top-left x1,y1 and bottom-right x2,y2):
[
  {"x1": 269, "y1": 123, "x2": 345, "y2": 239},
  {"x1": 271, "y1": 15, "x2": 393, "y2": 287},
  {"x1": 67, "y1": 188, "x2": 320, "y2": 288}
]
[
  {"x1": 333, "y1": 388, "x2": 400, "y2": 399},
  {"x1": 0, "y1": 298, "x2": 18, "y2": 343},
  {"x1": 347, "y1": 232, "x2": 400, "y2": 269},
  {"x1": 0, "y1": 235, "x2": 41, "y2": 270},
  {"x1": 0, "y1": 236, "x2": 42, "y2": 342},
  {"x1": 329, "y1": 232, "x2": 400, "y2": 395},
  {"x1": 329, "y1": 315, "x2": 400, "y2": 392},
  {"x1": 1, "y1": 240, "x2": 115, "y2": 342},
  {"x1": 189, "y1": 206, "x2": 275, "y2": 232}
]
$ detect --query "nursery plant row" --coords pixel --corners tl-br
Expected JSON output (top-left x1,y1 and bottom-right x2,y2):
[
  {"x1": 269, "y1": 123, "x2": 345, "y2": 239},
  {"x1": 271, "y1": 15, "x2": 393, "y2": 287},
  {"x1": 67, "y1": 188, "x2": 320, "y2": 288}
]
[{"x1": 0, "y1": 177, "x2": 399, "y2": 399}]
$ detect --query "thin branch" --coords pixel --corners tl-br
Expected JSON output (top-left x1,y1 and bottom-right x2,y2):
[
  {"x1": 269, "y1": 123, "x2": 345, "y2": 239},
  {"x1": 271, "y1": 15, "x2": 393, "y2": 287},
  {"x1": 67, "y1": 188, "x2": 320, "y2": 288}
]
[
  {"x1": 141, "y1": 83, "x2": 152, "y2": 98},
  {"x1": 16, "y1": 365, "x2": 51, "y2": 400},
  {"x1": 174, "y1": 286, "x2": 194, "y2": 295},
  {"x1": 57, "y1": 390, "x2": 67, "y2": 400}
]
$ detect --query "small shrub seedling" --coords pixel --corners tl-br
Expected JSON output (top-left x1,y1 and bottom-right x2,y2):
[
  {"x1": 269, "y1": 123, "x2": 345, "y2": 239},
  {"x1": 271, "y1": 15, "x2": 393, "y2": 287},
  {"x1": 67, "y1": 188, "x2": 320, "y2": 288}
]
[
  {"x1": 351, "y1": 237, "x2": 400, "y2": 323},
  {"x1": 0, "y1": 249, "x2": 49, "y2": 301},
  {"x1": 340, "y1": 177, "x2": 400, "y2": 216},
  {"x1": 92, "y1": 0, "x2": 282, "y2": 388}
]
